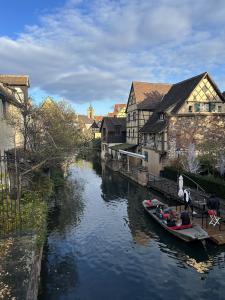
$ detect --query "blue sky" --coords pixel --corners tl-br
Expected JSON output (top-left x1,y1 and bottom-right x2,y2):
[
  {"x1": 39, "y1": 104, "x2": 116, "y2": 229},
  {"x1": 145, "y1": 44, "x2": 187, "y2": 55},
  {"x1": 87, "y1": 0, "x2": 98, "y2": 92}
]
[{"x1": 1, "y1": 0, "x2": 225, "y2": 115}]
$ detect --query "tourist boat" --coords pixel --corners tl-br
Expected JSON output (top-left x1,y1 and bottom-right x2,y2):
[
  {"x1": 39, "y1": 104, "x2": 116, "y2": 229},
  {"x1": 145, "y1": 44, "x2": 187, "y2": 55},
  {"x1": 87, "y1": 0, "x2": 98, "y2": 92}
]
[{"x1": 143, "y1": 199, "x2": 209, "y2": 242}]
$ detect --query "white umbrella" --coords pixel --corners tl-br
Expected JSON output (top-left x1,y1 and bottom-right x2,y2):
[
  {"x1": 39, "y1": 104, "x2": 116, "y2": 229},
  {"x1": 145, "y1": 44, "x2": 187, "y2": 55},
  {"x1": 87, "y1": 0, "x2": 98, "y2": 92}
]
[{"x1": 178, "y1": 175, "x2": 184, "y2": 198}]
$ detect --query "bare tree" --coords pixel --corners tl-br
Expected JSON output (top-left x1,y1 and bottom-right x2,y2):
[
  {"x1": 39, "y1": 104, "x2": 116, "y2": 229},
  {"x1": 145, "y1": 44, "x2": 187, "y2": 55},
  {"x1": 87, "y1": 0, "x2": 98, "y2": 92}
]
[{"x1": 182, "y1": 143, "x2": 200, "y2": 174}]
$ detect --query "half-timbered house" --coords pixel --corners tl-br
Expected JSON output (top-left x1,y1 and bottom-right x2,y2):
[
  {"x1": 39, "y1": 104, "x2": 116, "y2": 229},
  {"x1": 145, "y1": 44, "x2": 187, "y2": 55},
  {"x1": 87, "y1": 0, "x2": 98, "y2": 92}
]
[
  {"x1": 140, "y1": 72, "x2": 225, "y2": 175},
  {"x1": 126, "y1": 82, "x2": 172, "y2": 147}
]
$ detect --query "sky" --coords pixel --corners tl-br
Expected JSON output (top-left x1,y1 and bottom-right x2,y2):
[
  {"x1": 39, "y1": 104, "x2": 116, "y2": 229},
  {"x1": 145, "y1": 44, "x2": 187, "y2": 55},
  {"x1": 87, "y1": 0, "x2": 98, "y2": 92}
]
[{"x1": 0, "y1": 0, "x2": 225, "y2": 116}]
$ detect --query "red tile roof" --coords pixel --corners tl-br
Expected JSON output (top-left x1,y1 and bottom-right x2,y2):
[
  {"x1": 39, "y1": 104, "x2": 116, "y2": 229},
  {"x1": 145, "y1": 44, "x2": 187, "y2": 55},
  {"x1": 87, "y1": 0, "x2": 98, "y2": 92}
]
[
  {"x1": 95, "y1": 115, "x2": 103, "y2": 122},
  {"x1": 132, "y1": 82, "x2": 171, "y2": 103}
]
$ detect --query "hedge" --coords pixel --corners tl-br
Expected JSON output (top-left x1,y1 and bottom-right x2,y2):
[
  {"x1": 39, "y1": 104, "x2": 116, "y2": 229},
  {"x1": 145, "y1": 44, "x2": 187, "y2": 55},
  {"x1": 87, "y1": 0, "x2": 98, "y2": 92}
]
[{"x1": 162, "y1": 166, "x2": 225, "y2": 199}]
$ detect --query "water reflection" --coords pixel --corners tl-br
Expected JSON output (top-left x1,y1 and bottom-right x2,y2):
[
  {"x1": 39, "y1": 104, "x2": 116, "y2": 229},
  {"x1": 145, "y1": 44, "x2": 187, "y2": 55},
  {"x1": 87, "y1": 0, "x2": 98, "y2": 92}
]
[
  {"x1": 100, "y1": 162, "x2": 225, "y2": 275},
  {"x1": 39, "y1": 158, "x2": 225, "y2": 300}
]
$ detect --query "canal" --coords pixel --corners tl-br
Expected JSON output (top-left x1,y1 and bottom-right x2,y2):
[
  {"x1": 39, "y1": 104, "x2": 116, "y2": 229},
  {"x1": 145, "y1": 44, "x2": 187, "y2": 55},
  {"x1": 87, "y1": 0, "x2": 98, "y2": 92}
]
[{"x1": 39, "y1": 158, "x2": 225, "y2": 300}]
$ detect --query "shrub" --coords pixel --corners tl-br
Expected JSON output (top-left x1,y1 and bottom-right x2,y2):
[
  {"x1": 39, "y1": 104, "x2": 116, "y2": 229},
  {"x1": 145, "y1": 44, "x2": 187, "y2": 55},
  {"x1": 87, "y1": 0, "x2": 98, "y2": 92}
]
[{"x1": 162, "y1": 166, "x2": 225, "y2": 199}]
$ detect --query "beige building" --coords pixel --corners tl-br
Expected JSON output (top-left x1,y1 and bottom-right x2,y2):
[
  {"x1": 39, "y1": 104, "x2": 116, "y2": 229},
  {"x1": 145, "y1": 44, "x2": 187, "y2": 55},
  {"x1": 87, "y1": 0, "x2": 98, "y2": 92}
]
[
  {"x1": 0, "y1": 75, "x2": 30, "y2": 155},
  {"x1": 140, "y1": 72, "x2": 225, "y2": 175}
]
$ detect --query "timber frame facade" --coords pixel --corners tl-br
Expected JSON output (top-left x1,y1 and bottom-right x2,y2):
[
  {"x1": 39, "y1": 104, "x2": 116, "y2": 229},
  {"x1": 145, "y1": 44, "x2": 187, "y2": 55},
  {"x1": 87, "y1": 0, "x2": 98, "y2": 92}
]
[
  {"x1": 126, "y1": 81, "x2": 172, "y2": 147},
  {"x1": 140, "y1": 72, "x2": 225, "y2": 175}
]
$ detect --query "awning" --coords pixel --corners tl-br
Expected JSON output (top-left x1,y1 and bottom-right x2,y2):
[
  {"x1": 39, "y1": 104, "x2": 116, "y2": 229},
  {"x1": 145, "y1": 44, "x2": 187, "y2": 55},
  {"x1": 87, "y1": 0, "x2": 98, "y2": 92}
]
[{"x1": 109, "y1": 143, "x2": 137, "y2": 151}]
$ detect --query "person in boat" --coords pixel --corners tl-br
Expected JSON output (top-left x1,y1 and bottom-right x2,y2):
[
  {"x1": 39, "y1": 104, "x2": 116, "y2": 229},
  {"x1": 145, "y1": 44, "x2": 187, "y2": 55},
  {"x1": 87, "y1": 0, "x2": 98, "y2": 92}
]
[
  {"x1": 167, "y1": 210, "x2": 177, "y2": 227},
  {"x1": 180, "y1": 211, "x2": 191, "y2": 225},
  {"x1": 155, "y1": 204, "x2": 164, "y2": 219},
  {"x1": 207, "y1": 194, "x2": 220, "y2": 215},
  {"x1": 183, "y1": 188, "x2": 193, "y2": 213}
]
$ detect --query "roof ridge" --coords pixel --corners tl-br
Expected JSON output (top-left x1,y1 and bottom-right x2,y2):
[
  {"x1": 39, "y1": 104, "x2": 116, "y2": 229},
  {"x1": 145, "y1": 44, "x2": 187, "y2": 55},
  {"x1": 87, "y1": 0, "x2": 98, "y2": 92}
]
[
  {"x1": 172, "y1": 72, "x2": 207, "y2": 86},
  {"x1": 133, "y1": 81, "x2": 171, "y2": 85}
]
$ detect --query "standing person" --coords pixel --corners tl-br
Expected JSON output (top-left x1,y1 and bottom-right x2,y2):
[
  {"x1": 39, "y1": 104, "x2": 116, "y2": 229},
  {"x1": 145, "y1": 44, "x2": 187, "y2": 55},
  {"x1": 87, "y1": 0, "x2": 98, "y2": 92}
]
[{"x1": 183, "y1": 188, "x2": 193, "y2": 213}]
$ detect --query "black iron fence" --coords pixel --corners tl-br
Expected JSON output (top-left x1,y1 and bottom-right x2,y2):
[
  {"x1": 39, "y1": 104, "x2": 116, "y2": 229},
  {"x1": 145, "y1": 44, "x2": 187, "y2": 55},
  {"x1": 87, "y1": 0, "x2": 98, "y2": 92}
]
[{"x1": 0, "y1": 153, "x2": 21, "y2": 237}]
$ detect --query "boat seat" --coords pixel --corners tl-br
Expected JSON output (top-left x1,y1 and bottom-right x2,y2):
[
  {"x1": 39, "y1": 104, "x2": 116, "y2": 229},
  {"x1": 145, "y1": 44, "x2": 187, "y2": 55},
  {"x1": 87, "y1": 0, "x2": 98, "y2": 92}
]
[{"x1": 169, "y1": 224, "x2": 193, "y2": 230}]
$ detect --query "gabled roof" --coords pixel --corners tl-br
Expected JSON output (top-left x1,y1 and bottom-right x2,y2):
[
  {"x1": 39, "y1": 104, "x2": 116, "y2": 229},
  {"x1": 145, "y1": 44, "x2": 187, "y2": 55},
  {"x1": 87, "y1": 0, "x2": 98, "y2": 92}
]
[
  {"x1": 140, "y1": 72, "x2": 225, "y2": 134},
  {"x1": 100, "y1": 117, "x2": 126, "y2": 132},
  {"x1": 156, "y1": 72, "x2": 225, "y2": 114},
  {"x1": 0, "y1": 75, "x2": 30, "y2": 87},
  {"x1": 91, "y1": 120, "x2": 99, "y2": 129},
  {"x1": 132, "y1": 82, "x2": 172, "y2": 103},
  {"x1": 126, "y1": 81, "x2": 171, "y2": 113}
]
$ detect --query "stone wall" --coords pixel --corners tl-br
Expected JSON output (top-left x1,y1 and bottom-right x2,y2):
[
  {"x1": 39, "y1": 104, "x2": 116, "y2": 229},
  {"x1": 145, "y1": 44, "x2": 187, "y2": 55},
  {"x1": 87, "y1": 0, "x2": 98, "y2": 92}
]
[
  {"x1": 0, "y1": 235, "x2": 43, "y2": 300},
  {"x1": 167, "y1": 114, "x2": 225, "y2": 159}
]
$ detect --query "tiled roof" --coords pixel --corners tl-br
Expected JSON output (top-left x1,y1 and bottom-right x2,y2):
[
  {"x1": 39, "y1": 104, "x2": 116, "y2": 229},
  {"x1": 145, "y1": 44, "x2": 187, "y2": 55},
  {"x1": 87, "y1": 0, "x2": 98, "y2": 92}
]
[
  {"x1": 0, "y1": 75, "x2": 30, "y2": 87},
  {"x1": 157, "y1": 72, "x2": 207, "y2": 114},
  {"x1": 114, "y1": 104, "x2": 126, "y2": 113},
  {"x1": 140, "y1": 72, "x2": 225, "y2": 134},
  {"x1": 132, "y1": 82, "x2": 171, "y2": 104},
  {"x1": 108, "y1": 112, "x2": 114, "y2": 117},
  {"x1": 100, "y1": 117, "x2": 126, "y2": 132},
  {"x1": 140, "y1": 113, "x2": 167, "y2": 133},
  {"x1": 95, "y1": 115, "x2": 103, "y2": 122}
]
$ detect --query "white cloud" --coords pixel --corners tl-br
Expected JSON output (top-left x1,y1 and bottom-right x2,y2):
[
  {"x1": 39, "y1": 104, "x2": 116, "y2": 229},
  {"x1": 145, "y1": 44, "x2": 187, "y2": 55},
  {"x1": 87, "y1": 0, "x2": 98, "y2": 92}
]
[{"x1": 0, "y1": 0, "x2": 225, "y2": 105}]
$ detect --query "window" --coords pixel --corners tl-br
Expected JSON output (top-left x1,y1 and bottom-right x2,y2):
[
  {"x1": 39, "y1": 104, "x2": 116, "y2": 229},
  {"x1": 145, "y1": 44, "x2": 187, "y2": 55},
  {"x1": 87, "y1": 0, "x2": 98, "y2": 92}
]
[
  {"x1": 188, "y1": 106, "x2": 193, "y2": 113},
  {"x1": 1, "y1": 100, "x2": 7, "y2": 118},
  {"x1": 144, "y1": 151, "x2": 148, "y2": 162},
  {"x1": 103, "y1": 128, "x2": 106, "y2": 140},
  {"x1": 159, "y1": 113, "x2": 164, "y2": 120},
  {"x1": 194, "y1": 102, "x2": 217, "y2": 112},
  {"x1": 194, "y1": 103, "x2": 200, "y2": 112},
  {"x1": 133, "y1": 129, "x2": 135, "y2": 137},
  {"x1": 128, "y1": 129, "x2": 130, "y2": 137},
  {"x1": 128, "y1": 114, "x2": 130, "y2": 122},
  {"x1": 144, "y1": 134, "x2": 147, "y2": 145},
  {"x1": 218, "y1": 106, "x2": 222, "y2": 112},
  {"x1": 115, "y1": 125, "x2": 121, "y2": 135},
  {"x1": 209, "y1": 103, "x2": 216, "y2": 112},
  {"x1": 133, "y1": 112, "x2": 136, "y2": 121}
]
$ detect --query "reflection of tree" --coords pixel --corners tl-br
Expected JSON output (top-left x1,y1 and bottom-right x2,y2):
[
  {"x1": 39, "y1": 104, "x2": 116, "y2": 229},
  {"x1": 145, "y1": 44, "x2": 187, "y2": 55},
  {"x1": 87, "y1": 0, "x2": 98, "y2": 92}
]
[
  {"x1": 47, "y1": 172, "x2": 85, "y2": 234},
  {"x1": 39, "y1": 251, "x2": 79, "y2": 299}
]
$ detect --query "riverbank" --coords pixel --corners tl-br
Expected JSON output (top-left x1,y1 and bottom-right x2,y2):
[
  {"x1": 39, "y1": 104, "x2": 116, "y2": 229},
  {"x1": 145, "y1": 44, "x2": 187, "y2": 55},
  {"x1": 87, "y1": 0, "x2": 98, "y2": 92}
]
[
  {"x1": 0, "y1": 164, "x2": 66, "y2": 300},
  {"x1": 0, "y1": 193, "x2": 48, "y2": 300}
]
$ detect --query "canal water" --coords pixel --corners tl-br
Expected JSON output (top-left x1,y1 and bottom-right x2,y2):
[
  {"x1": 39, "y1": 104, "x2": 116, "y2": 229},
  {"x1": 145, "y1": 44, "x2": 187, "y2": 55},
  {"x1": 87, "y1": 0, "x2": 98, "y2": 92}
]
[{"x1": 39, "y1": 158, "x2": 225, "y2": 300}]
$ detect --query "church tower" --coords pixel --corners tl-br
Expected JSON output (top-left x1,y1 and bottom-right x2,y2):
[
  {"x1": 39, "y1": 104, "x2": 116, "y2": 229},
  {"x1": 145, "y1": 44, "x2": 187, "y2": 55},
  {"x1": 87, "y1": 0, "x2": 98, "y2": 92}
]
[{"x1": 87, "y1": 104, "x2": 94, "y2": 119}]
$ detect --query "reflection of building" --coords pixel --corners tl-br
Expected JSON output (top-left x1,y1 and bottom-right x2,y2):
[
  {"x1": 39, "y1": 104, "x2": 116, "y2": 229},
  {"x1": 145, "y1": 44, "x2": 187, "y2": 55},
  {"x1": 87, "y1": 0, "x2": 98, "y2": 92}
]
[{"x1": 101, "y1": 164, "x2": 151, "y2": 245}]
